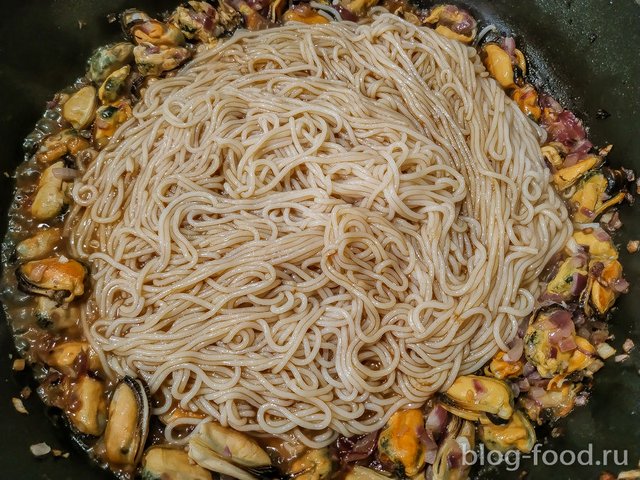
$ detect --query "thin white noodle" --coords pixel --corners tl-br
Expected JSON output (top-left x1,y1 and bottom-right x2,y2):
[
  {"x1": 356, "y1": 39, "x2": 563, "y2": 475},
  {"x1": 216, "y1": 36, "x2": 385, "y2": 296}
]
[{"x1": 67, "y1": 14, "x2": 571, "y2": 447}]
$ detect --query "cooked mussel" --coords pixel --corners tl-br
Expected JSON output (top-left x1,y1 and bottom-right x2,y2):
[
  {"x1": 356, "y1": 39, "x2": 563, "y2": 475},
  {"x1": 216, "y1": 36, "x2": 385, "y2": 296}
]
[
  {"x1": 478, "y1": 411, "x2": 536, "y2": 453},
  {"x1": 481, "y1": 43, "x2": 514, "y2": 88},
  {"x1": 377, "y1": 409, "x2": 426, "y2": 477},
  {"x1": 570, "y1": 228, "x2": 618, "y2": 261},
  {"x1": 103, "y1": 376, "x2": 150, "y2": 466},
  {"x1": 46, "y1": 341, "x2": 100, "y2": 377},
  {"x1": 520, "y1": 382, "x2": 581, "y2": 424},
  {"x1": 227, "y1": 0, "x2": 272, "y2": 31},
  {"x1": 439, "y1": 402, "x2": 482, "y2": 423},
  {"x1": 34, "y1": 130, "x2": 90, "y2": 164},
  {"x1": 141, "y1": 446, "x2": 212, "y2": 480},
  {"x1": 485, "y1": 351, "x2": 524, "y2": 380},
  {"x1": 130, "y1": 20, "x2": 186, "y2": 47},
  {"x1": 567, "y1": 336, "x2": 597, "y2": 373},
  {"x1": 344, "y1": 466, "x2": 390, "y2": 480},
  {"x1": 67, "y1": 375, "x2": 107, "y2": 436},
  {"x1": 511, "y1": 84, "x2": 541, "y2": 121},
  {"x1": 16, "y1": 228, "x2": 61, "y2": 261},
  {"x1": 552, "y1": 155, "x2": 602, "y2": 191},
  {"x1": 543, "y1": 255, "x2": 588, "y2": 303},
  {"x1": 87, "y1": 42, "x2": 134, "y2": 84},
  {"x1": 524, "y1": 309, "x2": 577, "y2": 378},
  {"x1": 35, "y1": 296, "x2": 80, "y2": 330},
  {"x1": 570, "y1": 169, "x2": 627, "y2": 224},
  {"x1": 217, "y1": 0, "x2": 243, "y2": 31},
  {"x1": 541, "y1": 142, "x2": 567, "y2": 170},
  {"x1": 133, "y1": 43, "x2": 191, "y2": 76},
  {"x1": 93, "y1": 101, "x2": 133, "y2": 149},
  {"x1": 30, "y1": 161, "x2": 68, "y2": 220},
  {"x1": 169, "y1": 1, "x2": 226, "y2": 43},
  {"x1": 17, "y1": 257, "x2": 86, "y2": 303},
  {"x1": 282, "y1": 5, "x2": 330, "y2": 24},
  {"x1": 120, "y1": 8, "x2": 152, "y2": 32},
  {"x1": 431, "y1": 415, "x2": 475, "y2": 480},
  {"x1": 342, "y1": 0, "x2": 379, "y2": 16},
  {"x1": 289, "y1": 448, "x2": 333, "y2": 480},
  {"x1": 62, "y1": 86, "x2": 97, "y2": 130},
  {"x1": 423, "y1": 4, "x2": 477, "y2": 44},
  {"x1": 158, "y1": 406, "x2": 207, "y2": 425},
  {"x1": 188, "y1": 421, "x2": 274, "y2": 480},
  {"x1": 590, "y1": 259, "x2": 626, "y2": 314},
  {"x1": 98, "y1": 65, "x2": 131, "y2": 104},
  {"x1": 443, "y1": 375, "x2": 514, "y2": 421}
]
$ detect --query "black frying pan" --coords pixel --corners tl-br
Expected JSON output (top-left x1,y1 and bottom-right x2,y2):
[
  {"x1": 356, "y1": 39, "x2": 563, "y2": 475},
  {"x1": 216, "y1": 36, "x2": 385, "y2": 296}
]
[{"x1": 0, "y1": 1, "x2": 638, "y2": 478}]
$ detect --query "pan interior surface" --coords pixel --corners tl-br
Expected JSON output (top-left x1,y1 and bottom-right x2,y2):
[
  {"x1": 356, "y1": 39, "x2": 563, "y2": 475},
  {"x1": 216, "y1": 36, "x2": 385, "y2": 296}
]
[{"x1": 0, "y1": 1, "x2": 637, "y2": 478}]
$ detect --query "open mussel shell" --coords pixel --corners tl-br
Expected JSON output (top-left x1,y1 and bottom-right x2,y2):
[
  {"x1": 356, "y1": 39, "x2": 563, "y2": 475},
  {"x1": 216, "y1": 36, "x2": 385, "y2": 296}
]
[
  {"x1": 431, "y1": 416, "x2": 475, "y2": 480},
  {"x1": 104, "y1": 376, "x2": 150, "y2": 467},
  {"x1": 479, "y1": 410, "x2": 536, "y2": 454},
  {"x1": 443, "y1": 375, "x2": 514, "y2": 421},
  {"x1": 188, "y1": 421, "x2": 282, "y2": 480},
  {"x1": 120, "y1": 8, "x2": 152, "y2": 34},
  {"x1": 141, "y1": 446, "x2": 212, "y2": 480},
  {"x1": 16, "y1": 257, "x2": 87, "y2": 304}
]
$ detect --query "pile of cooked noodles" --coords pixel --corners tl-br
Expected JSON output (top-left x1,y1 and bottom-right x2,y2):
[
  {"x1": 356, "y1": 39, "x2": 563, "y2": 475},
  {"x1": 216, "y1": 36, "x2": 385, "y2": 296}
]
[{"x1": 67, "y1": 13, "x2": 571, "y2": 446}]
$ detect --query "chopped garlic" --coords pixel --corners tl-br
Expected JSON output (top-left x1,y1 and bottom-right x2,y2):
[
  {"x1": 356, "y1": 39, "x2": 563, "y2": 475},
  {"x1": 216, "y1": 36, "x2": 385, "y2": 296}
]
[
  {"x1": 30, "y1": 442, "x2": 51, "y2": 457},
  {"x1": 623, "y1": 338, "x2": 635, "y2": 353},
  {"x1": 596, "y1": 342, "x2": 616, "y2": 360},
  {"x1": 12, "y1": 397, "x2": 28, "y2": 414}
]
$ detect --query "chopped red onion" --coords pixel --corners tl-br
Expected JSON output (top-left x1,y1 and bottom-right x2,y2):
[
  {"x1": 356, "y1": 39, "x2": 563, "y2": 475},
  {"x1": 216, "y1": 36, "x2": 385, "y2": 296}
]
[
  {"x1": 350, "y1": 432, "x2": 377, "y2": 454},
  {"x1": 29, "y1": 264, "x2": 48, "y2": 282},
  {"x1": 548, "y1": 310, "x2": 574, "y2": 333},
  {"x1": 579, "y1": 206, "x2": 595, "y2": 220},
  {"x1": 593, "y1": 228, "x2": 610, "y2": 242},
  {"x1": 571, "y1": 138, "x2": 593, "y2": 155},
  {"x1": 51, "y1": 167, "x2": 79, "y2": 180},
  {"x1": 611, "y1": 278, "x2": 629, "y2": 293},
  {"x1": 539, "y1": 93, "x2": 563, "y2": 112},
  {"x1": 523, "y1": 362, "x2": 537, "y2": 376},
  {"x1": 529, "y1": 386, "x2": 546, "y2": 400},
  {"x1": 425, "y1": 404, "x2": 448, "y2": 439},
  {"x1": 450, "y1": 11, "x2": 476, "y2": 35},
  {"x1": 472, "y1": 379, "x2": 487, "y2": 394},
  {"x1": 425, "y1": 446, "x2": 438, "y2": 465},
  {"x1": 517, "y1": 377, "x2": 531, "y2": 392},
  {"x1": 558, "y1": 336, "x2": 578, "y2": 353},
  {"x1": 546, "y1": 110, "x2": 587, "y2": 147},
  {"x1": 222, "y1": 445, "x2": 232, "y2": 458},
  {"x1": 334, "y1": 5, "x2": 358, "y2": 21},
  {"x1": 337, "y1": 432, "x2": 377, "y2": 463},
  {"x1": 447, "y1": 448, "x2": 462, "y2": 469},
  {"x1": 417, "y1": 425, "x2": 438, "y2": 465},
  {"x1": 570, "y1": 273, "x2": 588, "y2": 297},
  {"x1": 501, "y1": 36, "x2": 516, "y2": 57},
  {"x1": 563, "y1": 152, "x2": 585, "y2": 167},
  {"x1": 538, "y1": 292, "x2": 566, "y2": 305},
  {"x1": 574, "y1": 392, "x2": 589, "y2": 407},
  {"x1": 503, "y1": 337, "x2": 524, "y2": 362},
  {"x1": 590, "y1": 261, "x2": 605, "y2": 277}
]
